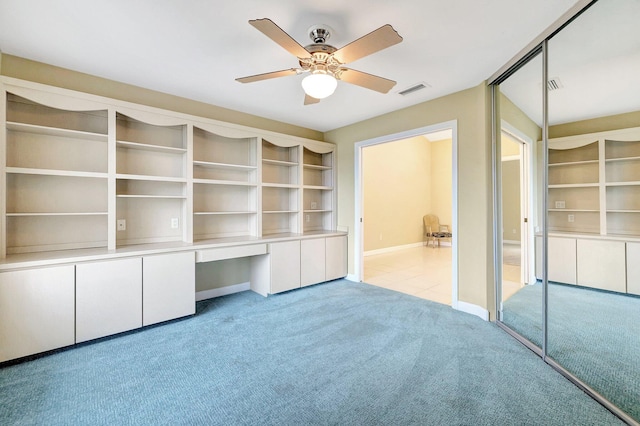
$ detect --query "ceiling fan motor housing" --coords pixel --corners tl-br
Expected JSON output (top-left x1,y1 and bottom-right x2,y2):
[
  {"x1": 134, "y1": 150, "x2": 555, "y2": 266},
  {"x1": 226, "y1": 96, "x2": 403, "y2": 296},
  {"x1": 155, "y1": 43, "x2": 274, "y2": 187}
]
[{"x1": 308, "y1": 24, "x2": 333, "y2": 44}]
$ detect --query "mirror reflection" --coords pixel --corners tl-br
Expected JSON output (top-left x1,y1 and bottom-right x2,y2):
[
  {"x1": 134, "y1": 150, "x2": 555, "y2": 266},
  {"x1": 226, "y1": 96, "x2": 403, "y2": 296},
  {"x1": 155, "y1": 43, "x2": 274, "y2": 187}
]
[
  {"x1": 498, "y1": 52, "x2": 543, "y2": 349},
  {"x1": 547, "y1": 0, "x2": 640, "y2": 421}
]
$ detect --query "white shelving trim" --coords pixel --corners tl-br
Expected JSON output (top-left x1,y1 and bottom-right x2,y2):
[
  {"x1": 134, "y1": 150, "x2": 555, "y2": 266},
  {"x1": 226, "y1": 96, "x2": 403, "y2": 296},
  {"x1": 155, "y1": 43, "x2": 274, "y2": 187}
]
[
  {"x1": 303, "y1": 209, "x2": 332, "y2": 213},
  {"x1": 194, "y1": 211, "x2": 257, "y2": 215},
  {"x1": 263, "y1": 210, "x2": 298, "y2": 214},
  {"x1": 6, "y1": 167, "x2": 108, "y2": 179},
  {"x1": 262, "y1": 159, "x2": 298, "y2": 167},
  {"x1": 303, "y1": 185, "x2": 333, "y2": 190},
  {"x1": 116, "y1": 195, "x2": 187, "y2": 199},
  {"x1": 605, "y1": 156, "x2": 640, "y2": 163},
  {"x1": 548, "y1": 183, "x2": 599, "y2": 189},
  {"x1": 548, "y1": 209, "x2": 598, "y2": 212},
  {"x1": 6, "y1": 212, "x2": 108, "y2": 217},
  {"x1": 262, "y1": 183, "x2": 299, "y2": 189},
  {"x1": 605, "y1": 181, "x2": 640, "y2": 187},
  {"x1": 303, "y1": 164, "x2": 331, "y2": 170},
  {"x1": 116, "y1": 174, "x2": 187, "y2": 183},
  {"x1": 6, "y1": 121, "x2": 108, "y2": 141},
  {"x1": 607, "y1": 210, "x2": 640, "y2": 213},
  {"x1": 193, "y1": 160, "x2": 256, "y2": 171},
  {"x1": 548, "y1": 159, "x2": 598, "y2": 167},
  {"x1": 116, "y1": 140, "x2": 187, "y2": 154},
  {"x1": 193, "y1": 179, "x2": 257, "y2": 187}
]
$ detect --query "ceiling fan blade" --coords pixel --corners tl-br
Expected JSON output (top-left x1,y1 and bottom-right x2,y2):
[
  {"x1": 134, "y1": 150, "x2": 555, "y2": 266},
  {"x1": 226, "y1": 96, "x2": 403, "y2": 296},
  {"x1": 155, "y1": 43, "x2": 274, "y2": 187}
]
[
  {"x1": 304, "y1": 94, "x2": 321, "y2": 105},
  {"x1": 339, "y1": 68, "x2": 397, "y2": 94},
  {"x1": 333, "y1": 24, "x2": 403, "y2": 64},
  {"x1": 236, "y1": 68, "x2": 300, "y2": 83},
  {"x1": 249, "y1": 18, "x2": 311, "y2": 59}
]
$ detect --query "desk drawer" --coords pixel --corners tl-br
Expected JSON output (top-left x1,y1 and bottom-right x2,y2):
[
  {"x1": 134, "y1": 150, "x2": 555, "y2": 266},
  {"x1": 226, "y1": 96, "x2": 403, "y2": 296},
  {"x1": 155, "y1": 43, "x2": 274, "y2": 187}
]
[{"x1": 196, "y1": 244, "x2": 268, "y2": 263}]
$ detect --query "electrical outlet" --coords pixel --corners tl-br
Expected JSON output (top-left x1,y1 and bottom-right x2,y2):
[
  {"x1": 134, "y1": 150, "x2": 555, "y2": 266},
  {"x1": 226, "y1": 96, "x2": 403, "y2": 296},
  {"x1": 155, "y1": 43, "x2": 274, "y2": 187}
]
[
  {"x1": 310, "y1": 201, "x2": 317, "y2": 209},
  {"x1": 305, "y1": 215, "x2": 310, "y2": 222},
  {"x1": 555, "y1": 200, "x2": 566, "y2": 209},
  {"x1": 171, "y1": 218, "x2": 179, "y2": 229},
  {"x1": 568, "y1": 214, "x2": 575, "y2": 223},
  {"x1": 379, "y1": 233, "x2": 383, "y2": 241},
  {"x1": 512, "y1": 229, "x2": 517, "y2": 234},
  {"x1": 117, "y1": 219, "x2": 126, "y2": 231}
]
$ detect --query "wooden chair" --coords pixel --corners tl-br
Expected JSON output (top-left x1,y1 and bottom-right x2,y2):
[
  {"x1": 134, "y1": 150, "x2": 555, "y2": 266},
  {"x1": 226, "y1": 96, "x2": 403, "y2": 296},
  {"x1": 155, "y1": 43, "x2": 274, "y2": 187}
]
[{"x1": 423, "y1": 214, "x2": 452, "y2": 248}]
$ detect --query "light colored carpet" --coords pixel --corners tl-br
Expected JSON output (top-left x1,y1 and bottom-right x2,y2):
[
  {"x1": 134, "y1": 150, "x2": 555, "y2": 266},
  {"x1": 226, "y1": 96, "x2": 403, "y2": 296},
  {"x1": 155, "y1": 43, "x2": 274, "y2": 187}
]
[
  {"x1": 502, "y1": 282, "x2": 640, "y2": 422},
  {"x1": 0, "y1": 280, "x2": 623, "y2": 425}
]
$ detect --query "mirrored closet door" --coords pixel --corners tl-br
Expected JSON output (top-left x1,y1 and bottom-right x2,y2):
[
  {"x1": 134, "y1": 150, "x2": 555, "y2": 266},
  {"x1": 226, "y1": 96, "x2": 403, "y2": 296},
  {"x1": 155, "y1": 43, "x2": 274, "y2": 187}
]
[{"x1": 494, "y1": 0, "x2": 640, "y2": 423}]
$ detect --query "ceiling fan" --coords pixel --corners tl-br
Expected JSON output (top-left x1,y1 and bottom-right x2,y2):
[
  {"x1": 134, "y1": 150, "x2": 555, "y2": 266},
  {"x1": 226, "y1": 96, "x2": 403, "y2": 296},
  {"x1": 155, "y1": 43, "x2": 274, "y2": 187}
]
[{"x1": 236, "y1": 18, "x2": 403, "y2": 105}]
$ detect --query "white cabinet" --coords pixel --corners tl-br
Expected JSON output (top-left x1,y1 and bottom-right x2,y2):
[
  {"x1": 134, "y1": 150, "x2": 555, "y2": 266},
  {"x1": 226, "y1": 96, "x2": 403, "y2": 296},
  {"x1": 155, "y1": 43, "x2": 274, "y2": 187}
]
[
  {"x1": 576, "y1": 239, "x2": 626, "y2": 293},
  {"x1": 301, "y1": 238, "x2": 325, "y2": 287},
  {"x1": 0, "y1": 265, "x2": 75, "y2": 362},
  {"x1": 626, "y1": 242, "x2": 640, "y2": 295},
  {"x1": 76, "y1": 258, "x2": 142, "y2": 343},
  {"x1": 326, "y1": 235, "x2": 348, "y2": 281},
  {"x1": 547, "y1": 237, "x2": 577, "y2": 284},
  {"x1": 269, "y1": 240, "x2": 301, "y2": 293},
  {"x1": 142, "y1": 251, "x2": 195, "y2": 326}
]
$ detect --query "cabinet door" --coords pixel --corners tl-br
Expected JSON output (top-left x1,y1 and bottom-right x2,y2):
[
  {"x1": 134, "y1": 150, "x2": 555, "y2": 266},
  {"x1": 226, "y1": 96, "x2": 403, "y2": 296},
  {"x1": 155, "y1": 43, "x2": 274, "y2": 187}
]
[
  {"x1": 577, "y1": 239, "x2": 626, "y2": 293},
  {"x1": 326, "y1": 235, "x2": 347, "y2": 281},
  {"x1": 301, "y1": 238, "x2": 325, "y2": 287},
  {"x1": 76, "y1": 258, "x2": 142, "y2": 343},
  {"x1": 270, "y1": 240, "x2": 300, "y2": 294},
  {"x1": 627, "y1": 242, "x2": 640, "y2": 295},
  {"x1": 548, "y1": 237, "x2": 576, "y2": 284},
  {"x1": 143, "y1": 251, "x2": 195, "y2": 326},
  {"x1": 0, "y1": 265, "x2": 75, "y2": 362}
]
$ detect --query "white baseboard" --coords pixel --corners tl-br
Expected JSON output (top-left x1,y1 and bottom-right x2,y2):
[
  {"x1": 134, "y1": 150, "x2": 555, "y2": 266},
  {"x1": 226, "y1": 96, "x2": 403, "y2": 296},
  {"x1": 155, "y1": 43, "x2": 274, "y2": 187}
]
[
  {"x1": 503, "y1": 240, "x2": 520, "y2": 245},
  {"x1": 196, "y1": 282, "x2": 250, "y2": 301},
  {"x1": 364, "y1": 242, "x2": 424, "y2": 257},
  {"x1": 346, "y1": 274, "x2": 358, "y2": 281},
  {"x1": 454, "y1": 300, "x2": 490, "y2": 321}
]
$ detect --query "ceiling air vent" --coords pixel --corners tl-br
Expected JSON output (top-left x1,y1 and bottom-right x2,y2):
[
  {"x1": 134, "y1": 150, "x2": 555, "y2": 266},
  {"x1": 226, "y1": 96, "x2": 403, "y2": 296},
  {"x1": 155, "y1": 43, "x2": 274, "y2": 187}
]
[
  {"x1": 547, "y1": 77, "x2": 564, "y2": 91},
  {"x1": 398, "y1": 82, "x2": 430, "y2": 96}
]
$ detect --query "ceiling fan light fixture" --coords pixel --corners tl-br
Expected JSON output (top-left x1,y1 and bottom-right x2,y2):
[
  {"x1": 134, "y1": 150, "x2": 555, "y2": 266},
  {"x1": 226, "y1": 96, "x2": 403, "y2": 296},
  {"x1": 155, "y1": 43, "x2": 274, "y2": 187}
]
[{"x1": 301, "y1": 71, "x2": 337, "y2": 99}]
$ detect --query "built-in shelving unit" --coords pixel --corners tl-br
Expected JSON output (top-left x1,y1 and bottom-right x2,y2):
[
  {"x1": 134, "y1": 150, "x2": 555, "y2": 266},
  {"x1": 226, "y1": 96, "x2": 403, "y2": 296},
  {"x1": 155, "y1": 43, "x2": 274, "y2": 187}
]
[
  {"x1": 604, "y1": 139, "x2": 640, "y2": 237},
  {"x1": 4, "y1": 94, "x2": 109, "y2": 254},
  {"x1": 115, "y1": 113, "x2": 187, "y2": 247},
  {"x1": 548, "y1": 140, "x2": 600, "y2": 234},
  {"x1": 303, "y1": 147, "x2": 334, "y2": 233},
  {"x1": 547, "y1": 130, "x2": 640, "y2": 237},
  {"x1": 262, "y1": 139, "x2": 300, "y2": 236},
  {"x1": 193, "y1": 127, "x2": 258, "y2": 241},
  {"x1": 1, "y1": 83, "x2": 338, "y2": 259}
]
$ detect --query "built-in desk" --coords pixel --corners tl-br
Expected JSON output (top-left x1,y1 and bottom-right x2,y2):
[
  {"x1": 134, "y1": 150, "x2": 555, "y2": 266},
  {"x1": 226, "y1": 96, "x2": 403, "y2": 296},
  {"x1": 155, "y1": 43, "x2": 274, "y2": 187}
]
[{"x1": 0, "y1": 232, "x2": 347, "y2": 363}]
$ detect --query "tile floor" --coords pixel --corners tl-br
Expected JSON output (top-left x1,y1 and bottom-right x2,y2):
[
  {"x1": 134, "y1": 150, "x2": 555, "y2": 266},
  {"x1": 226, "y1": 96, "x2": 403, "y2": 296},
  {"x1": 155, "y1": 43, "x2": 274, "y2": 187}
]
[
  {"x1": 363, "y1": 244, "x2": 454, "y2": 305},
  {"x1": 362, "y1": 244, "x2": 523, "y2": 305}
]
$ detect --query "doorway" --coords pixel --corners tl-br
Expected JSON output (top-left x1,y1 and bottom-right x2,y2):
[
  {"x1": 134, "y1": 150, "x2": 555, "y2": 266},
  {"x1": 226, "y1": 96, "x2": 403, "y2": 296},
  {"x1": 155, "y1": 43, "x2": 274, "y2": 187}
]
[
  {"x1": 354, "y1": 121, "x2": 458, "y2": 307},
  {"x1": 500, "y1": 122, "x2": 535, "y2": 305}
]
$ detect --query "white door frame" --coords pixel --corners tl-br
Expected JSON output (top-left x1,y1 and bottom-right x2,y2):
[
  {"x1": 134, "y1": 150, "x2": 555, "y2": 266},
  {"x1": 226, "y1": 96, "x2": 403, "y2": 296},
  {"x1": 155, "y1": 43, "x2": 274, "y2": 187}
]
[
  {"x1": 501, "y1": 120, "x2": 536, "y2": 285},
  {"x1": 354, "y1": 120, "x2": 459, "y2": 307}
]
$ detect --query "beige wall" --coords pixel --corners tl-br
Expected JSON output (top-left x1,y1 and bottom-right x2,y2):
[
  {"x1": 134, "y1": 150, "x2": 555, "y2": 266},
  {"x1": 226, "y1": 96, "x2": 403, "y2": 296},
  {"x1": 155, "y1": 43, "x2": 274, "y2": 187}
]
[
  {"x1": 549, "y1": 110, "x2": 640, "y2": 138},
  {"x1": 325, "y1": 83, "x2": 495, "y2": 314},
  {"x1": 362, "y1": 136, "x2": 432, "y2": 252},
  {"x1": 0, "y1": 53, "x2": 323, "y2": 141},
  {"x1": 430, "y1": 139, "x2": 453, "y2": 231}
]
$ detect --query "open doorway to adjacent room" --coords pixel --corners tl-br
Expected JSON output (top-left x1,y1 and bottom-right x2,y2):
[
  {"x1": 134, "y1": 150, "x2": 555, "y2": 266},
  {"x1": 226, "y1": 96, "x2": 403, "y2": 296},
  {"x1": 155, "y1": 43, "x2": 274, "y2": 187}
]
[
  {"x1": 501, "y1": 123, "x2": 535, "y2": 303},
  {"x1": 354, "y1": 123, "x2": 456, "y2": 306}
]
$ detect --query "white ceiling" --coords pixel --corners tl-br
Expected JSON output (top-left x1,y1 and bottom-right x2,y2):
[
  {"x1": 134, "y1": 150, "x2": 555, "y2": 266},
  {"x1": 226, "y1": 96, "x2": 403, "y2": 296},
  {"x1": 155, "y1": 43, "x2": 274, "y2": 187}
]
[
  {"x1": 500, "y1": 0, "x2": 640, "y2": 127},
  {"x1": 0, "y1": 0, "x2": 583, "y2": 132}
]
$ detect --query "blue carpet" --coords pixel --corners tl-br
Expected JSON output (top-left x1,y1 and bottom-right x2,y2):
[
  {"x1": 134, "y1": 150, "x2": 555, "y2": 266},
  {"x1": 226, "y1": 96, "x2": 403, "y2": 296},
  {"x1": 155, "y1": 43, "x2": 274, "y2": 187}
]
[
  {"x1": 0, "y1": 279, "x2": 623, "y2": 425},
  {"x1": 503, "y1": 282, "x2": 640, "y2": 422}
]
